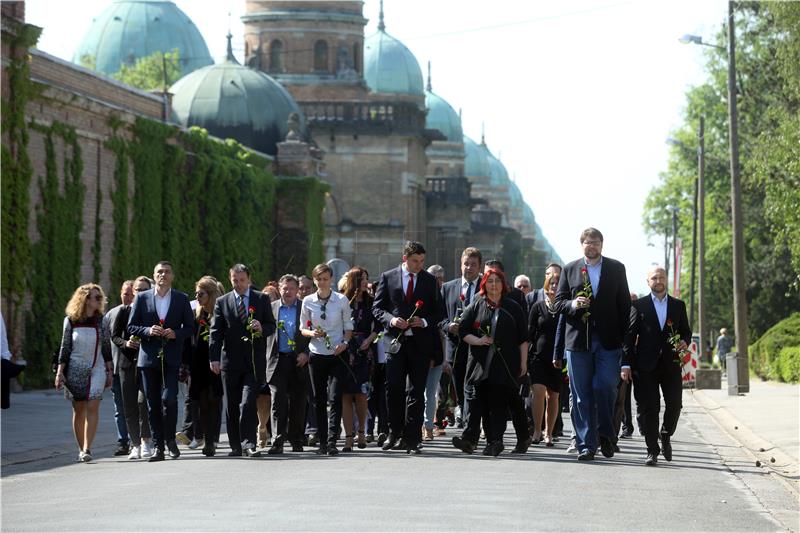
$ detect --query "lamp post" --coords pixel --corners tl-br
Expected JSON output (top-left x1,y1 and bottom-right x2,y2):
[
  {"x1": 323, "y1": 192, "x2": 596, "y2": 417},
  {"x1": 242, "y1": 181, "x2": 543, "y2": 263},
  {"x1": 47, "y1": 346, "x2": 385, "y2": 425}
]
[{"x1": 680, "y1": 1, "x2": 748, "y2": 389}]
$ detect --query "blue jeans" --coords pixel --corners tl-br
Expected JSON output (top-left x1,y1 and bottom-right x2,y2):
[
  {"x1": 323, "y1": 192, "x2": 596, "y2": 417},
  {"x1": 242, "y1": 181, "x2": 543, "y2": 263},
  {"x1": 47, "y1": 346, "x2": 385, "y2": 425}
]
[
  {"x1": 111, "y1": 373, "x2": 129, "y2": 445},
  {"x1": 424, "y1": 364, "x2": 443, "y2": 429},
  {"x1": 566, "y1": 336, "x2": 620, "y2": 453}
]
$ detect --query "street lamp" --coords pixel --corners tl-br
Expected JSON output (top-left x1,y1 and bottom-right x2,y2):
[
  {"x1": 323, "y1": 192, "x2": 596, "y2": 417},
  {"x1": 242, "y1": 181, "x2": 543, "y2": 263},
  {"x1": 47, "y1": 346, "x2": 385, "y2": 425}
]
[{"x1": 680, "y1": 1, "x2": 748, "y2": 391}]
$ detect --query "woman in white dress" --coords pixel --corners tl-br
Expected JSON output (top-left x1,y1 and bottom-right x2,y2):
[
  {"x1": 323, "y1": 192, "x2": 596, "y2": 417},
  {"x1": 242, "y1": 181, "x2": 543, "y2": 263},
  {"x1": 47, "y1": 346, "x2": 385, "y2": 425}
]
[{"x1": 55, "y1": 283, "x2": 112, "y2": 462}]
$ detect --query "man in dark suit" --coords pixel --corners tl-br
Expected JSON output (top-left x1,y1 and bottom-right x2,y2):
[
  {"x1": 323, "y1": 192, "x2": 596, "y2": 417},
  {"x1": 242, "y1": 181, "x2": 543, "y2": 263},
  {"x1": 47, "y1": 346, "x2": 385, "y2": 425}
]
[
  {"x1": 209, "y1": 264, "x2": 276, "y2": 457},
  {"x1": 373, "y1": 241, "x2": 444, "y2": 453},
  {"x1": 127, "y1": 261, "x2": 194, "y2": 462},
  {"x1": 266, "y1": 274, "x2": 310, "y2": 454},
  {"x1": 554, "y1": 228, "x2": 631, "y2": 461},
  {"x1": 622, "y1": 267, "x2": 691, "y2": 466},
  {"x1": 439, "y1": 247, "x2": 483, "y2": 428},
  {"x1": 105, "y1": 280, "x2": 133, "y2": 456}
]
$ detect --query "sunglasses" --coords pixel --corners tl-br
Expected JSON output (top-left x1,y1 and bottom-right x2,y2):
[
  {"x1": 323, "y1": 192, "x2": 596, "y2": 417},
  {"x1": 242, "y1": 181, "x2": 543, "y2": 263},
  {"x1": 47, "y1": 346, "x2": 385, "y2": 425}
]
[
  {"x1": 91, "y1": 295, "x2": 103, "y2": 302},
  {"x1": 195, "y1": 290, "x2": 207, "y2": 297},
  {"x1": 320, "y1": 302, "x2": 327, "y2": 321}
]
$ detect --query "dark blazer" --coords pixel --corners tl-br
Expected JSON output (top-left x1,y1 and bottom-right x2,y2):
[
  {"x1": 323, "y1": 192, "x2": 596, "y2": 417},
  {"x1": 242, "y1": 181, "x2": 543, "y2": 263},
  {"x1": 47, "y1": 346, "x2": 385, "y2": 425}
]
[
  {"x1": 209, "y1": 289, "x2": 276, "y2": 379},
  {"x1": 266, "y1": 298, "x2": 310, "y2": 384},
  {"x1": 624, "y1": 294, "x2": 691, "y2": 372},
  {"x1": 553, "y1": 256, "x2": 631, "y2": 352},
  {"x1": 439, "y1": 277, "x2": 478, "y2": 363},
  {"x1": 110, "y1": 304, "x2": 138, "y2": 373},
  {"x1": 508, "y1": 286, "x2": 528, "y2": 318},
  {"x1": 525, "y1": 288, "x2": 545, "y2": 310},
  {"x1": 372, "y1": 266, "x2": 445, "y2": 359},
  {"x1": 127, "y1": 288, "x2": 194, "y2": 368}
]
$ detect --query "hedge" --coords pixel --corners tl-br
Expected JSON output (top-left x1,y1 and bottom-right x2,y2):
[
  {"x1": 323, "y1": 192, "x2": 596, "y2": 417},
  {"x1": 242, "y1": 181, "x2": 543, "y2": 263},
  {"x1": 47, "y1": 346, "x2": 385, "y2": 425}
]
[{"x1": 749, "y1": 313, "x2": 800, "y2": 383}]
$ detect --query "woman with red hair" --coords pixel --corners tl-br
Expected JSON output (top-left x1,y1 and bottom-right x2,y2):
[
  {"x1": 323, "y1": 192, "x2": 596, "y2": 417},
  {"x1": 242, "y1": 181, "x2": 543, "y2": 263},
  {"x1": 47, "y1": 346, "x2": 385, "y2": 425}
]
[{"x1": 451, "y1": 269, "x2": 529, "y2": 456}]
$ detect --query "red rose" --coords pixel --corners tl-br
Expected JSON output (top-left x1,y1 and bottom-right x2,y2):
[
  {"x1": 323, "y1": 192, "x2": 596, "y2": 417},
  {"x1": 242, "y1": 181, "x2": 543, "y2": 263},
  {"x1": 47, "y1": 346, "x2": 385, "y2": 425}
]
[
  {"x1": 666, "y1": 319, "x2": 673, "y2": 327},
  {"x1": 159, "y1": 319, "x2": 165, "y2": 326},
  {"x1": 472, "y1": 321, "x2": 481, "y2": 329},
  {"x1": 198, "y1": 319, "x2": 206, "y2": 326},
  {"x1": 306, "y1": 320, "x2": 312, "y2": 328},
  {"x1": 415, "y1": 300, "x2": 424, "y2": 309},
  {"x1": 580, "y1": 267, "x2": 588, "y2": 274},
  {"x1": 248, "y1": 305, "x2": 255, "y2": 314},
  {"x1": 459, "y1": 294, "x2": 465, "y2": 302}
]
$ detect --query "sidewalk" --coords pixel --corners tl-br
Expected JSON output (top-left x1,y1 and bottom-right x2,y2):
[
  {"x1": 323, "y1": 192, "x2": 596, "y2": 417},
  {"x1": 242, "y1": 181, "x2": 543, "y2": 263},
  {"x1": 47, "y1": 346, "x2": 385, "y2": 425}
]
[{"x1": 692, "y1": 375, "x2": 799, "y2": 494}]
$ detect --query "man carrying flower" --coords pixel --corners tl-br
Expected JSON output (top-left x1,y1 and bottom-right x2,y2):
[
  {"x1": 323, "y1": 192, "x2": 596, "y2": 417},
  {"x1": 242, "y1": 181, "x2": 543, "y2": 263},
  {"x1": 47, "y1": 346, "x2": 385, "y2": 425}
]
[
  {"x1": 622, "y1": 267, "x2": 691, "y2": 466},
  {"x1": 372, "y1": 241, "x2": 445, "y2": 454},
  {"x1": 209, "y1": 264, "x2": 276, "y2": 458}
]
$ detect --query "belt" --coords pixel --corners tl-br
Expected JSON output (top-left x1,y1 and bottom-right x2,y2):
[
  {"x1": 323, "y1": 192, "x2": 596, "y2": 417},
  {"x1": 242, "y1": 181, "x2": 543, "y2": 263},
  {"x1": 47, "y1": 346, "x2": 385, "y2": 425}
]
[{"x1": 278, "y1": 351, "x2": 295, "y2": 356}]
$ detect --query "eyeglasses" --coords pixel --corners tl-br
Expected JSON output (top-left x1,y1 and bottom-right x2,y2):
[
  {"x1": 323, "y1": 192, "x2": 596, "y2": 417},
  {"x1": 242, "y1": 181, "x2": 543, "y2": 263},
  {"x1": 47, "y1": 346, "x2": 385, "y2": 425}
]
[
  {"x1": 320, "y1": 302, "x2": 327, "y2": 321},
  {"x1": 582, "y1": 240, "x2": 602, "y2": 247},
  {"x1": 195, "y1": 291, "x2": 207, "y2": 297}
]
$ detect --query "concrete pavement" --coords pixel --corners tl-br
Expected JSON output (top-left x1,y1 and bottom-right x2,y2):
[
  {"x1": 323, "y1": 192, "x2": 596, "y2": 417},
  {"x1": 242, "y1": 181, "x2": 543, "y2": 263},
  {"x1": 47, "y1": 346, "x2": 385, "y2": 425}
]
[{"x1": 1, "y1": 385, "x2": 799, "y2": 531}]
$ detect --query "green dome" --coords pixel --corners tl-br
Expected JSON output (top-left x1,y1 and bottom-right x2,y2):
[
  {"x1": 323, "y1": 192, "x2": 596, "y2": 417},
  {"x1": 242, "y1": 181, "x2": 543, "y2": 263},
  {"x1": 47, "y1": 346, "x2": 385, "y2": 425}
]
[
  {"x1": 464, "y1": 136, "x2": 491, "y2": 177},
  {"x1": 425, "y1": 91, "x2": 462, "y2": 142},
  {"x1": 487, "y1": 150, "x2": 509, "y2": 188},
  {"x1": 73, "y1": 0, "x2": 212, "y2": 76},
  {"x1": 170, "y1": 43, "x2": 305, "y2": 157},
  {"x1": 364, "y1": 12, "x2": 423, "y2": 96}
]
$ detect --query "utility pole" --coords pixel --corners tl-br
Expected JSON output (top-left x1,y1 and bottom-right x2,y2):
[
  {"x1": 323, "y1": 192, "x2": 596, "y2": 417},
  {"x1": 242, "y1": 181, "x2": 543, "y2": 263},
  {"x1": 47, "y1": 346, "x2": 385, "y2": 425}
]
[
  {"x1": 727, "y1": 1, "x2": 749, "y2": 390},
  {"x1": 698, "y1": 116, "x2": 707, "y2": 362}
]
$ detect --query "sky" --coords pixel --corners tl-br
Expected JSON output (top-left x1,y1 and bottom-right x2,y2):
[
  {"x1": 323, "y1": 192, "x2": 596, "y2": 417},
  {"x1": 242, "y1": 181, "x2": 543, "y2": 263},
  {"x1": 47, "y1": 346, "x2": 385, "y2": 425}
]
[{"x1": 25, "y1": 0, "x2": 726, "y2": 293}]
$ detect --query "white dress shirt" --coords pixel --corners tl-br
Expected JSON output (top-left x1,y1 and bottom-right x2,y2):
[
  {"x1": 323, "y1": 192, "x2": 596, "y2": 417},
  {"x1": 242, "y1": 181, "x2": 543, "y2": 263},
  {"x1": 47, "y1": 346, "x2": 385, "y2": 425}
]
[
  {"x1": 651, "y1": 292, "x2": 668, "y2": 330},
  {"x1": 301, "y1": 291, "x2": 354, "y2": 355}
]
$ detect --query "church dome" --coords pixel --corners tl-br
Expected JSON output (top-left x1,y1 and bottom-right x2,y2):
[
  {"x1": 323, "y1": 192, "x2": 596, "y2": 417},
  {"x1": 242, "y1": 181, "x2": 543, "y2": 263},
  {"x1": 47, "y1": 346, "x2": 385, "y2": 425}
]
[
  {"x1": 169, "y1": 37, "x2": 306, "y2": 156},
  {"x1": 363, "y1": 9, "x2": 423, "y2": 96},
  {"x1": 487, "y1": 151, "x2": 510, "y2": 188},
  {"x1": 73, "y1": 0, "x2": 213, "y2": 76},
  {"x1": 464, "y1": 136, "x2": 491, "y2": 177},
  {"x1": 424, "y1": 67, "x2": 462, "y2": 142}
]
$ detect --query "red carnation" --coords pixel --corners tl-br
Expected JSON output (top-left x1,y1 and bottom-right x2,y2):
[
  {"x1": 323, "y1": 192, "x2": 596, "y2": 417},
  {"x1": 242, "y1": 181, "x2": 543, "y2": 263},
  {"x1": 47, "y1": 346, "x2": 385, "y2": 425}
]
[
  {"x1": 459, "y1": 294, "x2": 465, "y2": 302},
  {"x1": 306, "y1": 320, "x2": 312, "y2": 328},
  {"x1": 248, "y1": 305, "x2": 255, "y2": 314},
  {"x1": 415, "y1": 300, "x2": 424, "y2": 309},
  {"x1": 473, "y1": 321, "x2": 481, "y2": 329}
]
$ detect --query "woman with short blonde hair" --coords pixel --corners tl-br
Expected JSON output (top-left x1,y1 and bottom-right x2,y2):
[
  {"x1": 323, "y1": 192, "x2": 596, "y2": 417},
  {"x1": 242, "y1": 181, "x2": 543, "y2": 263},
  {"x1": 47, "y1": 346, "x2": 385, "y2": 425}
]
[{"x1": 55, "y1": 283, "x2": 113, "y2": 462}]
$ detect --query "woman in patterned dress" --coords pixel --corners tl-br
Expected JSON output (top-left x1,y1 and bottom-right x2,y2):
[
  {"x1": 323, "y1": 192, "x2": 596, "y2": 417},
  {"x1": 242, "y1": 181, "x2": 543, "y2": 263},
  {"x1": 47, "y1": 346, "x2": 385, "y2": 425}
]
[{"x1": 54, "y1": 283, "x2": 113, "y2": 462}]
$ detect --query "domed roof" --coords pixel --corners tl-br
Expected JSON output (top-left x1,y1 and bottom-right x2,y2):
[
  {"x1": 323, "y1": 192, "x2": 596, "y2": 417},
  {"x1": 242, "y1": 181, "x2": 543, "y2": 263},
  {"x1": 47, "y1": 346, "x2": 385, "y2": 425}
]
[
  {"x1": 486, "y1": 151, "x2": 509, "y2": 188},
  {"x1": 363, "y1": 9, "x2": 423, "y2": 96},
  {"x1": 170, "y1": 38, "x2": 305, "y2": 157},
  {"x1": 424, "y1": 65, "x2": 462, "y2": 142},
  {"x1": 73, "y1": 0, "x2": 213, "y2": 76},
  {"x1": 463, "y1": 136, "x2": 491, "y2": 177}
]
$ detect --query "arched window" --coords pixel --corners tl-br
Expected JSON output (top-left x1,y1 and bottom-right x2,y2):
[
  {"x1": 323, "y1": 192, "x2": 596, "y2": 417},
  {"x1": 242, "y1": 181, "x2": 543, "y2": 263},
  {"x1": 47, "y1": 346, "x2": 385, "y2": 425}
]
[
  {"x1": 269, "y1": 40, "x2": 283, "y2": 72},
  {"x1": 352, "y1": 42, "x2": 360, "y2": 74},
  {"x1": 314, "y1": 40, "x2": 329, "y2": 72}
]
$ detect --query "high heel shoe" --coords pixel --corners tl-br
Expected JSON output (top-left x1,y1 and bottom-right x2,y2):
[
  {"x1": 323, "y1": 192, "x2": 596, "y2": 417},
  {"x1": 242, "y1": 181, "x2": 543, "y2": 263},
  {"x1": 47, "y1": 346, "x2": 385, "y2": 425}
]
[
  {"x1": 342, "y1": 434, "x2": 354, "y2": 452},
  {"x1": 544, "y1": 435, "x2": 554, "y2": 447},
  {"x1": 531, "y1": 433, "x2": 543, "y2": 445},
  {"x1": 357, "y1": 431, "x2": 367, "y2": 449}
]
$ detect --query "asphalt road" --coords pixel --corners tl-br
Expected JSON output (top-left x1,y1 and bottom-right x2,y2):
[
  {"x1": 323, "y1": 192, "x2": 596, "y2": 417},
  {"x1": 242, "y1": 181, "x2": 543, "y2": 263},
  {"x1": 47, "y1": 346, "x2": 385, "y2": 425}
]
[{"x1": 1, "y1": 389, "x2": 798, "y2": 532}]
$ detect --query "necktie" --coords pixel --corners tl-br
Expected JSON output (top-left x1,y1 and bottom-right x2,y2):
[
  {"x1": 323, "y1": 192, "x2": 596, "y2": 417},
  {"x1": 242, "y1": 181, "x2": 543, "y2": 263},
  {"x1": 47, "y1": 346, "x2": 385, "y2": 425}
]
[
  {"x1": 237, "y1": 294, "x2": 247, "y2": 322},
  {"x1": 464, "y1": 281, "x2": 473, "y2": 305},
  {"x1": 406, "y1": 273, "x2": 414, "y2": 303}
]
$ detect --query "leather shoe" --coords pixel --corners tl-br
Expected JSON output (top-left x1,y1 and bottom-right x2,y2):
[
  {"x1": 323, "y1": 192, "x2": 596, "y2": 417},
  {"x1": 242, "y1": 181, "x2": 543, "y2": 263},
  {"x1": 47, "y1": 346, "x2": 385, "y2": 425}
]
[
  {"x1": 376, "y1": 433, "x2": 388, "y2": 447},
  {"x1": 645, "y1": 453, "x2": 658, "y2": 466},
  {"x1": 406, "y1": 443, "x2": 422, "y2": 455},
  {"x1": 166, "y1": 440, "x2": 181, "y2": 459},
  {"x1": 314, "y1": 445, "x2": 328, "y2": 455},
  {"x1": 510, "y1": 436, "x2": 532, "y2": 454},
  {"x1": 202, "y1": 443, "x2": 216, "y2": 457},
  {"x1": 660, "y1": 433, "x2": 672, "y2": 461},
  {"x1": 491, "y1": 441, "x2": 504, "y2": 457},
  {"x1": 392, "y1": 438, "x2": 407, "y2": 450},
  {"x1": 327, "y1": 445, "x2": 339, "y2": 456},
  {"x1": 577, "y1": 450, "x2": 596, "y2": 461},
  {"x1": 599, "y1": 437, "x2": 614, "y2": 458},
  {"x1": 245, "y1": 448, "x2": 262, "y2": 458},
  {"x1": 148, "y1": 449, "x2": 165, "y2": 462},
  {"x1": 381, "y1": 435, "x2": 398, "y2": 451},
  {"x1": 228, "y1": 449, "x2": 242, "y2": 457},
  {"x1": 114, "y1": 443, "x2": 130, "y2": 456},
  {"x1": 452, "y1": 436, "x2": 476, "y2": 454},
  {"x1": 267, "y1": 443, "x2": 284, "y2": 455},
  {"x1": 290, "y1": 442, "x2": 304, "y2": 452}
]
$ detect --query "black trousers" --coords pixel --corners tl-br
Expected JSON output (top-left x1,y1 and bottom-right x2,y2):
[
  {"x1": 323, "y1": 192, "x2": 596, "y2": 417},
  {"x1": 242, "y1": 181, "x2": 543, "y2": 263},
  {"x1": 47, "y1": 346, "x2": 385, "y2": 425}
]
[
  {"x1": 195, "y1": 385, "x2": 222, "y2": 444},
  {"x1": 451, "y1": 344, "x2": 468, "y2": 409},
  {"x1": 633, "y1": 360, "x2": 683, "y2": 455},
  {"x1": 309, "y1": 354, "x2": 344, "y2": 447},
  {"x1": 612, "y1": 378, "x2": 627, "y2": 440},
  {"x1": 385, "y1": 341, "x2": 429, "y2": 446},
  {"x1": 1, "y1": 358, "x2": 24, "y2": 409},
  {"x1": 221, "y1": 368, "x2": 259, "y2": 451},
  {"x1": 622, "y1": 379, "x2": 634, "y2": 433},
  {"x1": 463, "y1": 381, "x2": 530, "y2": 444},
  {"x1": 118, "y1": 365, "x2": 151, "y2": 444},
  {"x1": 140, "y1": 365, "x2": 179, "y2": 450},
  {"x1": 180, "y1": 392, "x2": 198, "y2": 439},
  {"x1": 368, "y1": 361, "x2": 389, "y2": 435},
  {"x1": 269, "y1": 353, "x2": 309, "y2": 446}
]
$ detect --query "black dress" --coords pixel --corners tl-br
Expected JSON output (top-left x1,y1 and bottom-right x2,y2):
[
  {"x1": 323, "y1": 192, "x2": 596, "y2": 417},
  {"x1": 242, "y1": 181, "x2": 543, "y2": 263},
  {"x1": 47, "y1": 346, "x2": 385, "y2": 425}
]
[
  {"x1": 343, "y1": 294, "x2": 379, "y2": 395},
  {"x1": 528, "y1": 299, "x2": 563, "y2": 392},
  {"x1": 189, "y1": 311, "x2": 222, "y2": 444}
]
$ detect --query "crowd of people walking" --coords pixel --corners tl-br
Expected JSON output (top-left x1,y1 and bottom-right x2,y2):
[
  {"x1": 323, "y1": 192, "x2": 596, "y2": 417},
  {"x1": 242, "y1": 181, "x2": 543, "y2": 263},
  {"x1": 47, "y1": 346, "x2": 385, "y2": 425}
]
[{"x1": 56, "y1": 227, "x2": 692, "y2": 466}]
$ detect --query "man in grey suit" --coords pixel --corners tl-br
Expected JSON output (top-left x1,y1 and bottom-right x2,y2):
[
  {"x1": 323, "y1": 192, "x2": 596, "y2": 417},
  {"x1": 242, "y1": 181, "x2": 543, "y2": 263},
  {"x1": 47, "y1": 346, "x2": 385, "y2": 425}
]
[{"x1": 209, "y1": 264, "x2": 276, "y2": 457}]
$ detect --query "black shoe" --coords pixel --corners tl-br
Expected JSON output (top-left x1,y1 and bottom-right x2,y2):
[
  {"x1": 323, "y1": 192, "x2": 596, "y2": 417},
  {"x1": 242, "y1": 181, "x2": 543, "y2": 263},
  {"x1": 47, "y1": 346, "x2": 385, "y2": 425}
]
[
  {"x1": 577, "y1": 450, "x2": 596, "y2": 461},
  {"x1": 392, "y1": 438, "x2": 407, "y2": 451},
  {"x1": 327, "y1": 445, "x2": 339, "y2": 456},
  {"x1": 228, "y1": 449, "x2": 242, "y2": 457},
  {"x1": 267, "y1": 443, "x2": 284, "y2": 455},
  {"x1": 452, "y1": 436, "x2": 476, "y2": 454},
  {"x1": 307, "y1": 434, "x2": 318, "y2": 447},
  {"x1": 406, "y1": 443, "x2": 422, "y2": 455},
  {"x1": 456, "y1": 417, "x2": 464, "y2": 429},
  {"x1": 620, "y1": 429, "x2": 633, "y2": 439},
  {"x1": 491, "y1": 441, "x2": 504, "y2": 457},
  {"x1": 315, "y1": 445, "x2": 328, "y2": 455},
  {"x1": 613, "y1": 442, "x2": 621, "y2": 453},
  {"x1": 376, "y1": 433, "x2": 388, "y2": 447},
  {"x1": 645, "y1": 453, "x2": 658, "y2": 466},
  {"x1": 481, "y1": 443, "x2": 493, "y2": 456},
  {"x1": 660, "y1": 433, "x2": 672, "y2": 461},
  {"x1": 114, "y1": 443, "x2": 130, "y2": 456},
  {"x1": 148, "y1": 449, "x2": 165, "y2": 462},
  {"x1": 202, "y1": 443, "x2": 216, "y2": 457},
  {"x1": 599, "y1": 437, "x2": 614, "y2": 458},
  {"x1": 166, "y1": 440, "x2": 181, "y2": 459},
  {"x1": 510, "y1": 437, "x2": 532, "y2": 454},
  {"x1": 245, "y1": 448, "x2": 262, "y2": 458},
  {"x1": 366, "y1": 433, "x2": 375, "y2": 443},
  {"x1": 290, "y1": 442, "x2": 304, "y2": 452},
  {"x1": 381, "y1": 435, "x2": 398, "y2": 451}
]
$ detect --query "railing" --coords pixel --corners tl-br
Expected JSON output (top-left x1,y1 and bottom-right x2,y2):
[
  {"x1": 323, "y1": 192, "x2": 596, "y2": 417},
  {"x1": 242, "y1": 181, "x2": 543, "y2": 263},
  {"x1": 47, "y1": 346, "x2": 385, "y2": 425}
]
[{"x1": 299, "y1": 101, "x2": 425, "y2": 130}]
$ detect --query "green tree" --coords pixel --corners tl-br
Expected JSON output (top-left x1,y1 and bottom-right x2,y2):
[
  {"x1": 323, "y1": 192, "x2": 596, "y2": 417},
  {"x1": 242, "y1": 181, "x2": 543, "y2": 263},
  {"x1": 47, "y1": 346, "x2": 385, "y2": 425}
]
[{"x1": 112, "y1": 49, "x2": 183, "y2": 91}]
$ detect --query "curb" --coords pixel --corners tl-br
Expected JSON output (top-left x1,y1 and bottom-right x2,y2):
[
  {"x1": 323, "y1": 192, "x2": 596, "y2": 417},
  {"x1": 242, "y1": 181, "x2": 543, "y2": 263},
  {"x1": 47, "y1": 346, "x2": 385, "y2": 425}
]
[{"x1": 690, "y1": 387, "x2": 799, "y2": 498}]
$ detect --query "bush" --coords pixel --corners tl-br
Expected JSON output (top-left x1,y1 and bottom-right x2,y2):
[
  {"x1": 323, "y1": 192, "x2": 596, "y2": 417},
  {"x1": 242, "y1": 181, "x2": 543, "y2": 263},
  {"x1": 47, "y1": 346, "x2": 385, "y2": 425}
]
[{"x1": 749, "y1": 313, "x2": 800, "y2": 383}]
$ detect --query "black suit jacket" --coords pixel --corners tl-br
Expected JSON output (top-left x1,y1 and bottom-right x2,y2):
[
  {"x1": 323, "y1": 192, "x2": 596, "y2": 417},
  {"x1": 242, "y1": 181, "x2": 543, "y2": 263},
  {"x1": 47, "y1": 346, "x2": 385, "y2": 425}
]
[
  {"x1": 372, "y1": 266, "x2": 445, "y2": 360},
  {"x1": 438, "y1": 277, "x2": 478, "y2": 363},
  {"x1": 127, "y1": 288, "x2": 194, "y2": 368},
  {"x1": 525, "y1": 288, "x2": 545, "y2": 310},
  {"x1": 209, "y1": 289, "x2": 276, "y2": 380},
  {"x1": 624, "y1": 294, "x2": 691, "y2": 372},
  {"x1": 266, "y1": 299, "x2": 310, "y2": 384},
  {"x1": 554, "y1": 256, "x2": 631, "y2": 353},
  {"x1": 110, "y1": 304, "x2": 138, "y2": 372}
]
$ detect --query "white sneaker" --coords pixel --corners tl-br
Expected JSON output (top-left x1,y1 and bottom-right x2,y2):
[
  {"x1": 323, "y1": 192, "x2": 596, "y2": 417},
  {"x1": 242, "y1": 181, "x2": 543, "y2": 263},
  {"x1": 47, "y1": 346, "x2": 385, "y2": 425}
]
[
  {"x1": 128, "y1": 446, "x2": 141, "y2": 460},
  {"x1": 566, "y1": 441, "x2": 578, "y2": 454},
  {"x1": 141, "y1": 441, "x2": 153, "y2": 458},
  {"x1": 188, "y1": 438, "x2": 204, "y2": 450},
  {"x1": 81, "y1": 450, "x2": 93, "y2": 462}
]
